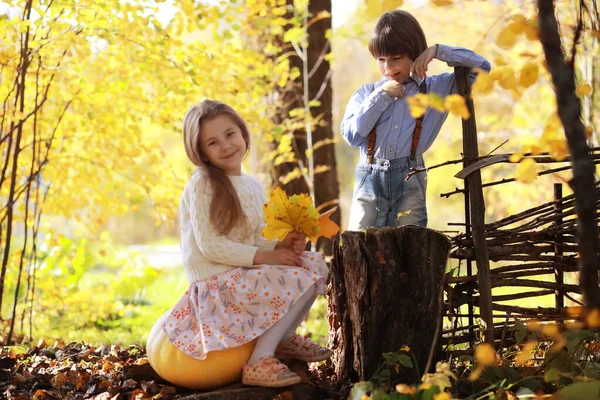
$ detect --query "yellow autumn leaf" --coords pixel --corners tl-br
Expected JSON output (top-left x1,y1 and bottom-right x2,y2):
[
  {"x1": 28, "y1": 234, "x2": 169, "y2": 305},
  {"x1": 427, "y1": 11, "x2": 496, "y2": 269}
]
[
  {"x1": 397, "y1": 210, "x2": 411, "y2": 218},
  {"x1": 396, "y1": 384, "x2": 416, "y2": 395},
  {"x1": 544, "y1": 139, "x2": 569, "y2": 161},
  {"x1": 519, "y1": 62, "x2": 539, "y2": 88},
  {"x1": 433, "y1": 393, "x2": 451, "y2": 400},
  {"x1": 516, "y1": 158, "x2": 538, "y2": 184},
  {"x1": 430, "y1": 0, "x2": 453, "y2": 6},
  {"x1": 472, "y1": 70, "x2": 494, "y2": 95},
  {"x1": 509, "y1": 152, "x2": 523, "y2": 163},
  {"x1": 491, "y1": 66, "x2": 517, "y2": 90},
  {"x1": 541, "y1": 324, "x2": 560, "y2": 338},
  {"x1": 515, "y1": 341, "x2": 537, "y2": 365},
  {"x1": 474, "y1": 343, "x2": 496, "y2": 366},
  {"x1": 576, "y1": 83, "x2": 593, "y2": 96},
  {"x1": 308, "y1": 206, "x2": 340, "y2": 243},
  {"x1": 428, "y1": 93, "x2": 445, "y2": 113},
  {"x1": 406, "y1": 93, "x2": 428, "y2": 118},
  {"x1": 496, "y1": 25, "x2": 518, "y2": 49},
  {"x1": 585, "y1": 125, "x2": 594, "y2": 139},
  {"x1": 263, "y1": 188, "x2": 340, "y2": 244},
  {"x1": 444, "y1": 94, "x2": 470, "y2": 119},
  {"x1": 524, "y1": 19, "x2": 538, "y2": 40},
  {"x1": 544, "y1": 113, "x2": 563, "y2": 134},
  {"x1": 586, "y1": 308, "x2": 600, "y2": 328}
]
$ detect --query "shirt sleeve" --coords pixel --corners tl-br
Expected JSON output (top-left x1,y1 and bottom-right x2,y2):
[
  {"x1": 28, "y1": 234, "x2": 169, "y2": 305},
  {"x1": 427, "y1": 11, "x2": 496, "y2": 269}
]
[
  {"x1": 340, "y1": 84, "x2": 393, "y2": 147},
  {"x1": 187, "y1": 178, "x2": 258, "y2": 267},
  {"x1": 432, "y1": 44, "x2": 491, "y2": 95},
  {"x1": 254, "y1": 188, "x2": 277, "y2": 251}
]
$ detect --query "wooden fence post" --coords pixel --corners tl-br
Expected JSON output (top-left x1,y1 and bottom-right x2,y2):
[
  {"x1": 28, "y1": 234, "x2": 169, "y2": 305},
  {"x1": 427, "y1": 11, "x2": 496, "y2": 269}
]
[{"x1": 454, "y1": 67, "x2": 494, "y2": 344}]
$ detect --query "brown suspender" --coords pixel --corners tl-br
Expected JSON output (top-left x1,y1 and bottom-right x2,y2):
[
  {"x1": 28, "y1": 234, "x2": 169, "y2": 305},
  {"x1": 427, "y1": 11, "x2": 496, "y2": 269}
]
[{"x1": 367, "y1": 81, "x2": 427, "y2": 163}]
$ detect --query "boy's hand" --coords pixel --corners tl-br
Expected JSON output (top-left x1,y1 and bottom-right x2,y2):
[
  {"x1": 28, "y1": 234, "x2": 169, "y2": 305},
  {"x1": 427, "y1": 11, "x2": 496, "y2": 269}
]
[
  {"x1": 411, "y1": 45, "x2": 438, "y2": 80},
  {"x1": 382, "y1": 80, "x2": 405, "y2": 97}
]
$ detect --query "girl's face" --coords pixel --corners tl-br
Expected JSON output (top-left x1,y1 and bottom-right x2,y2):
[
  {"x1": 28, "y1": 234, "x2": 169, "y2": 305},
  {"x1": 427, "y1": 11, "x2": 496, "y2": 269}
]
[
  {"x1": 199, "y1": 114, "x2": 247, "y2": 176},
  {"x1": 377, "y1": 54, "x2": 414, "y2": 83}
]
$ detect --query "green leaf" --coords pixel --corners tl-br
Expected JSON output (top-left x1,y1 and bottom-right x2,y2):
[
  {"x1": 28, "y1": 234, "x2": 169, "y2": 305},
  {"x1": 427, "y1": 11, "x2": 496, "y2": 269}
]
[
  {"x1": 554, "y1": 381, "x2": 600, "y2": 400},
  {"x1": 348, "y1": 381, "x2": 374, "y2": 400},
  {"x1": 544, "y1": 368, "x2": 560, "y2": 382},
  {"x1": 398, "y1": 354, "x2": 414, "y2": 369}
]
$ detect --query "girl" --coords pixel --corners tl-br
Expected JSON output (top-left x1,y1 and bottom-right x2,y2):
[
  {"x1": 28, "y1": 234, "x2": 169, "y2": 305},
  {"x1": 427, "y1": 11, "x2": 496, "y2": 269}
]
[{"x1": 163, "y1": 99, "x2": 332, "y2": 388}]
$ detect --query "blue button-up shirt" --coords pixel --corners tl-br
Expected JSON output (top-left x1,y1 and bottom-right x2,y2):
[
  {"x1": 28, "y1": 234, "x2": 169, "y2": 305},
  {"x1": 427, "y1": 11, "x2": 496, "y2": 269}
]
[{"x1": 340, "y1": 45, "x2": 491, "y2": 160}]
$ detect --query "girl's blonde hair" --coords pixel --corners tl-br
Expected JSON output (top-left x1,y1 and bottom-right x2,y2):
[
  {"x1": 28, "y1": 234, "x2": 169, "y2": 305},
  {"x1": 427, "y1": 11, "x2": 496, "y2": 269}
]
[{"x1": 183, "y1": 99, "x2": 251, "y2": 236}]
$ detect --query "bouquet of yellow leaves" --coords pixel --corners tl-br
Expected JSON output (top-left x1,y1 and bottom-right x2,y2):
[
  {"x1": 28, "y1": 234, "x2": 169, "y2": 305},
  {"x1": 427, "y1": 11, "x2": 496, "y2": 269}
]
[{"x1": 262, "y1": 187, "x2": 340, "y2": 244}]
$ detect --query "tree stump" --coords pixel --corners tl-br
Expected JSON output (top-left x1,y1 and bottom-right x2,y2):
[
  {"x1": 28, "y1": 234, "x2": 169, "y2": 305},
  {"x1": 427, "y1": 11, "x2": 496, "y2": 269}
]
[{"x1": 327, "y1": 226, "x2": 451, "y2": 384}]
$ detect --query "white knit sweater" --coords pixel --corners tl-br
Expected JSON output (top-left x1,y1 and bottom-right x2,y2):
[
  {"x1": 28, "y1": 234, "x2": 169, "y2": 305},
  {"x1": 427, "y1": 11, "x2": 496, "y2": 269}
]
[{"x1": 179, "y1": 167, "x2": 277, "y2": 284}]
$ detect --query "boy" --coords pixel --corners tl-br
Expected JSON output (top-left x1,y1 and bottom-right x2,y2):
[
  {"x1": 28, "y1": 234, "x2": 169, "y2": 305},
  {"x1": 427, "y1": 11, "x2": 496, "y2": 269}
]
[{"x1": 341, "y1": 10, "x2": 490, "y2": 230}]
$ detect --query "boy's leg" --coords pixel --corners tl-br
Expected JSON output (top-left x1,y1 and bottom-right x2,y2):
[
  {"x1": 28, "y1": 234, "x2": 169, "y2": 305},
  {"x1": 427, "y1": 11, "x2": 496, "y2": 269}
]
[
  {"x1": 389, "y1": 169, "x2": 428, "y2": 227},
  {"x1": 348, "y1": 167, "x2": 388, "y2": 230}
]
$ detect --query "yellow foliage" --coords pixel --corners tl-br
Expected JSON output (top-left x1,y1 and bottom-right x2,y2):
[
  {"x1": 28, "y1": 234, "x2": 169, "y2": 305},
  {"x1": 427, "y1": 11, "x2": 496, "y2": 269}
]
[
  {"x1": 496, "y1": 24, "x2": 519, "y2": 49},
  {"x1": 490, "y1": 66, "x2": 518, "y2": 90},
  {"x1": 428, "y1": 93, "x2": 446, "y2": 113},
  {"x1": 576, "y1": 83, "x2": 593, "y2": 96},
  {"x1": 585, "y1": 125, "x2": 594, "y2": 139},
  {"x1": 519, "y1": 62, "x2": 539, "y2": 88},
  {"x1": 516, "y1": 158, "x2": 538, "y2": 184},
  {"x1": 407, "y1": 93, "x2": 428, "y2": 118},
  {"x1": 262, "y1": 187, "x2": 339, "y2": 244},
  {"x1": 515, "y1": 341, "x2": 537, "y2": 365},
  {"x1": 444, "y1": 94, "x2": 470, "y2": 119},
  {"x1": 396, "y1": 384, "x2": 416, "y2": 395},
  {"x1": 474, "y1": 343, "x2": 497, "y2": 367},
  {"x1": 472, "y1": 70, "x2": 495, "y2": 95},
  {"x1": 586, "y1": 308, "x2": 600, "y2": 329},
  {"x1": 430, "y1": 0, "x2": 454, "y2": 7}
]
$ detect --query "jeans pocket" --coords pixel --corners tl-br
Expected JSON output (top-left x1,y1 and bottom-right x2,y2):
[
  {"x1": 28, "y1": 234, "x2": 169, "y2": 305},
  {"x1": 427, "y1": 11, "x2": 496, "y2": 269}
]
[
  {"x1": 352, "y1": 168, "x2": 370, "y2": 200},
  {"x1": 416, "y1": 170, "x2": 427, "y2": 195}
]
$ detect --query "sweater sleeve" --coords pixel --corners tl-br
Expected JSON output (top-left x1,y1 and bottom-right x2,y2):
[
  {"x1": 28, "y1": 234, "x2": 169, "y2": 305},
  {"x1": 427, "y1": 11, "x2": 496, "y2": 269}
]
[
  {"x1": 187, "y1": 178, "x2": 258, "y2": 267},
  {"x1": 254, "y1": 185, "x2": 278, "y2": 251}
]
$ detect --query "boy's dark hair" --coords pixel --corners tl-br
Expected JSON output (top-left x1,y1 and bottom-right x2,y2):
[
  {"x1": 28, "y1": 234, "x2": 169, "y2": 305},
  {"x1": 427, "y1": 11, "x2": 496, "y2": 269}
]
[{"x1": 368, "y1": 10, "x2": 428, "y2": 61}]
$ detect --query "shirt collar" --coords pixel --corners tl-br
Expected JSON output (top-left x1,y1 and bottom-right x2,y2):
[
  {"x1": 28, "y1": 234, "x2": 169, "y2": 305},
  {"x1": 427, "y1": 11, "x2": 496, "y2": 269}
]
[{"x1": 404, "y1": 75, "x2": 423, "y2": 86}]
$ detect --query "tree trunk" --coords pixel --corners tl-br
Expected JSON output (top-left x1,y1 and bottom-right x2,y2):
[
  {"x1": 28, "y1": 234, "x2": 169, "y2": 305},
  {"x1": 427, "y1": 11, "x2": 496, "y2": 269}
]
[
  {"x1": 327, "y1": 226, "x2": 452, "y2": 384},
  {"x1": 271, "y1": 0, "x2": 340, "y2": 254},
  {"x1": 538, "y1": 0, "x2": 600, "y2": 308}
]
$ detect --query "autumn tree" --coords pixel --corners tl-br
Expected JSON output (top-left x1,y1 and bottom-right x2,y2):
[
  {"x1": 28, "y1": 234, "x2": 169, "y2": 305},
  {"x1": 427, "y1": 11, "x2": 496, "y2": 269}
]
[
  {"x1": 538, "y1": 0, "x2": 600, "y2": 308},
  {"x1": 267, "y1": 0, "x2": 341, "y2": 253},
  {"x1": 0, "y1": 0, "x2": 297, "y2": 343}
]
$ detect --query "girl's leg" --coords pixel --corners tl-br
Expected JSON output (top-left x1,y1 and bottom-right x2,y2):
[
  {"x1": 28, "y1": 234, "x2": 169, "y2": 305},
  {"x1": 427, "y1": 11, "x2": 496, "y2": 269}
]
[
  {"x1": 282, "y1": 291, "x2": 317, "y2": 340},
  {"x1": 247, "y1": 286, "x2": 316, "y2": 365}
]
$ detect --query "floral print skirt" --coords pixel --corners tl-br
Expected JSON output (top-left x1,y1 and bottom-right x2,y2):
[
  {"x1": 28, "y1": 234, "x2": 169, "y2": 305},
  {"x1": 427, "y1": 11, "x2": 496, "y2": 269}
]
[{"x1": 162, "y1": 251, "x2": 328, "y2": 360}]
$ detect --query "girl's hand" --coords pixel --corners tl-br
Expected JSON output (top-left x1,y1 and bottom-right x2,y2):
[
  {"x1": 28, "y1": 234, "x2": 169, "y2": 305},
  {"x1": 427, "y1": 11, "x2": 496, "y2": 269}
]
[
  {"x1": 254, "y1": 249, "x2": 301, "y2": 266},
  {"x1": 411, "y1": 45, "x2": 438, "y2": 80},
  {"x1": 276, "y1": 231, "x2": 306, "y2": 255},
  {"x1": 291, "y1": 233, "x2": 306, "y2": 256}
]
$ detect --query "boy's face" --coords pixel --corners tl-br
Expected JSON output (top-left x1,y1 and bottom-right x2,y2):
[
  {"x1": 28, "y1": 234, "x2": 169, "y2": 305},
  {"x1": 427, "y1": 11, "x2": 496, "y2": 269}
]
[{"x1": 377, "y1": 54, "x2": 414, "y2": 83}]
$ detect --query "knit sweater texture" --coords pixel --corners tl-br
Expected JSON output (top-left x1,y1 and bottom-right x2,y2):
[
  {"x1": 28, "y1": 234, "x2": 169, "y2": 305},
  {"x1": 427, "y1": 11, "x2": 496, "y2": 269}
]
[{"x1": 179, "y1": 168, "x2": 276, "y2": 284}]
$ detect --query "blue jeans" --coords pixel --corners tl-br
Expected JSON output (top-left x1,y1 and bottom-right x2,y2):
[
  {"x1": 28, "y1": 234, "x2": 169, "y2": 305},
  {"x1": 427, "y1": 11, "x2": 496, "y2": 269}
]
[{"x1": 348, "y1": 156, "x2": 428, "y2": 230}]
